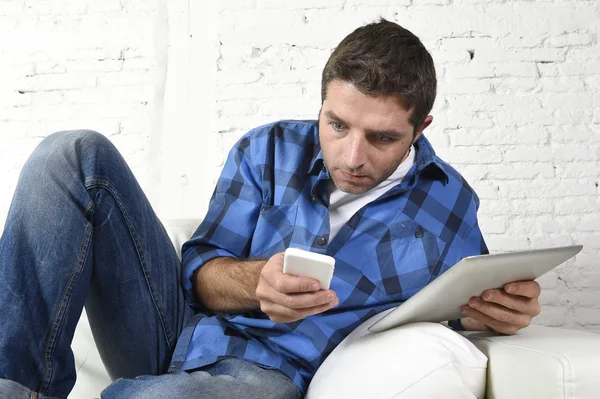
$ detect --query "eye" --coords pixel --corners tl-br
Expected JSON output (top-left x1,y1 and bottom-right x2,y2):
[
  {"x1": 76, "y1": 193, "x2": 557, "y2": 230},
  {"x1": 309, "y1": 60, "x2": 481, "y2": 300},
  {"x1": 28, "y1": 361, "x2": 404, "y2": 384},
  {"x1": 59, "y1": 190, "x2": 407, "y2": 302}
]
[
  {"x1": 376, "y1": 134, "x2": 393, "y2": 142},
  {"x1": 329, "y1": 122, "x2": 346, "y2": 132}
]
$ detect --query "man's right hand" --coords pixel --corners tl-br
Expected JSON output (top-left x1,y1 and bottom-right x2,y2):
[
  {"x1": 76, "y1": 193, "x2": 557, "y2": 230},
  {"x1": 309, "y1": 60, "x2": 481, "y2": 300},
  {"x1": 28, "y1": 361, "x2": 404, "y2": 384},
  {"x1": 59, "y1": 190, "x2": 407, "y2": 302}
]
[{"x1": 256, "y1": 252, "x2": 339, "y2": 323}]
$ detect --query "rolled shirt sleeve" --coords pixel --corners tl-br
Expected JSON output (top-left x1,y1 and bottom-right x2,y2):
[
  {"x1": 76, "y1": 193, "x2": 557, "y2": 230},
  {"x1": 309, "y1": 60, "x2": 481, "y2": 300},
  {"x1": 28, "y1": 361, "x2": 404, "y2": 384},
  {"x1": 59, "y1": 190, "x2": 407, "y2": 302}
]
[{"x1": 180, "y1": 134, "x2": 263, "y2": 308}]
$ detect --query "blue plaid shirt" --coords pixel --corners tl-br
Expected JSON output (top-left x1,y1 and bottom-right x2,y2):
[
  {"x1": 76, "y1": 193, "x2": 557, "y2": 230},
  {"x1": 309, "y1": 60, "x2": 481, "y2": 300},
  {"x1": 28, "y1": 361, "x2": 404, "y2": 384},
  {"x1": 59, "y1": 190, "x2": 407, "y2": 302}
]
[{"x1": 172, "y1": 120, "x2": 487, "y2": 393}]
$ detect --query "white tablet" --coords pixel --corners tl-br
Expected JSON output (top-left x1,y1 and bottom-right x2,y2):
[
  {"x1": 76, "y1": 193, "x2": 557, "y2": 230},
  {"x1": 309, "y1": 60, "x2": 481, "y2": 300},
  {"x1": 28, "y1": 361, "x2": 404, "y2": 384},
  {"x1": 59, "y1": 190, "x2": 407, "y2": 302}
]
[{"x1": 368, "y1": 245, "x2": 582, "y2": 333}]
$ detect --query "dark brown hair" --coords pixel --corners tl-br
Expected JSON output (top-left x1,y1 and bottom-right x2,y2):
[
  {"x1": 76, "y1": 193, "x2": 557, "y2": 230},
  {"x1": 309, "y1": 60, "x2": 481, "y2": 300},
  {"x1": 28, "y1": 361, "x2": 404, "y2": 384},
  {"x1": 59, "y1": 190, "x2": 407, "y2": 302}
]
[{"x1": 321, "y1": 18, "x2": 437, "y2": 134}]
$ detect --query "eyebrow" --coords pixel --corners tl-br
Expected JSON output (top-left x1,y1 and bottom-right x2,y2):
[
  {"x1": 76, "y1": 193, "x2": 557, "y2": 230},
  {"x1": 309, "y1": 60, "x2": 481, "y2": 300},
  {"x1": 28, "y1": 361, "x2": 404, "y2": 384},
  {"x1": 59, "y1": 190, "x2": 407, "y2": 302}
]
[{"x1": 323, "y1": 110, "x2": 407, "y2": 139}]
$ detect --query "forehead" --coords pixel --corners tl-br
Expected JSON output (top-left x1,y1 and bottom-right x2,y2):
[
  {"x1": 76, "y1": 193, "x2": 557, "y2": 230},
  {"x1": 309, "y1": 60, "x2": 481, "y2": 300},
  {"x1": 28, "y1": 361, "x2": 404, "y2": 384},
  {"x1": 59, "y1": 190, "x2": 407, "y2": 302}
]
[{"x1": 322, "y1": 80, "x2": 414, "y2": 133}]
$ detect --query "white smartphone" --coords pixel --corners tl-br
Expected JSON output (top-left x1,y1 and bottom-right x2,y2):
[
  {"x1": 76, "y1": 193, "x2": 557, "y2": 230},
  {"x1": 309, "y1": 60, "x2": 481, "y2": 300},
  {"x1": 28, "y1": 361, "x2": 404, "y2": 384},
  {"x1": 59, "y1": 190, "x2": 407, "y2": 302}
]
[{"x1": 283, "y1": 248, "x2": 336, "y2": 290}]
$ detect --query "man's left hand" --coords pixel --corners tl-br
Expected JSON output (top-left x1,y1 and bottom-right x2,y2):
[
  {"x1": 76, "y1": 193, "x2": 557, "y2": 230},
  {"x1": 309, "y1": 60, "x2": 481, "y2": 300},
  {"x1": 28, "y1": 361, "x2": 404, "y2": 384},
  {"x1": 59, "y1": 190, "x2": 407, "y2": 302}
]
[{"x1": 459, "y1": 280, "x2": 542, "y2": 335}]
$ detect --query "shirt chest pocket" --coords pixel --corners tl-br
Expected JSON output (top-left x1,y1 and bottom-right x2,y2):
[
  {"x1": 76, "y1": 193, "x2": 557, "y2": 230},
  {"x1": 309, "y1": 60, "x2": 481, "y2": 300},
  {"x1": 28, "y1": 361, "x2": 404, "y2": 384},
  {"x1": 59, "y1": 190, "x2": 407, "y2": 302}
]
[
  {"x1": 360, "y1": 218, "x2": 448, "y2": 301},
  {"x1": 250, "y1": 204, "x2": 298, "y2": 258}
]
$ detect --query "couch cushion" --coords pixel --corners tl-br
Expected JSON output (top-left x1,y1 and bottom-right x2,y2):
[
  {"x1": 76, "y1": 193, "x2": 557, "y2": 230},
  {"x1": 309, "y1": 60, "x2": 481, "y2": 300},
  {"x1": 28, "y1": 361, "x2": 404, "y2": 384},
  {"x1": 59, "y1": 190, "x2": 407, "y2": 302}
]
[
  {"x1": 306, "y1": 309, "x2": 487, "y2": 398},
  {"x1": 463, "y1": 325, "x2": 600, "y2": 399}
]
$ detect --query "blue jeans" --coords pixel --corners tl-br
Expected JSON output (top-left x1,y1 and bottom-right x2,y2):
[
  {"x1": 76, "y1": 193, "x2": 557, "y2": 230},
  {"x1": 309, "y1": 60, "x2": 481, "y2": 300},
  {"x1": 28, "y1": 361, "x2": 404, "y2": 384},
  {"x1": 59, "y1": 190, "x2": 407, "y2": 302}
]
[{"x1": 0, "y1": 131, "x2": 301, "y2": 399}]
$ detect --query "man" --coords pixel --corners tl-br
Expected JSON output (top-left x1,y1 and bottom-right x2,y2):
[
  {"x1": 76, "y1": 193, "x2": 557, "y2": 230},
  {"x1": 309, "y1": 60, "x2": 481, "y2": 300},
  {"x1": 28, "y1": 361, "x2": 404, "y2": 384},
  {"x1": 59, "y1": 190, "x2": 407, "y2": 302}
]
[{"x1": 0, "y1": 19, "x2": 540, "y2": 399}]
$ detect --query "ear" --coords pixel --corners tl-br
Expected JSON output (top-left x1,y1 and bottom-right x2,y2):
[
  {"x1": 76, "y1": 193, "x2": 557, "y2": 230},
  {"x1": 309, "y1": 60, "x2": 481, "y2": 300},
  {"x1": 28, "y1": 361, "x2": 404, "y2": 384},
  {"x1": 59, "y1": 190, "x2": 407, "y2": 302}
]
[{"x1": 412, "y1": 115, "x2": 433, "y2": 144}]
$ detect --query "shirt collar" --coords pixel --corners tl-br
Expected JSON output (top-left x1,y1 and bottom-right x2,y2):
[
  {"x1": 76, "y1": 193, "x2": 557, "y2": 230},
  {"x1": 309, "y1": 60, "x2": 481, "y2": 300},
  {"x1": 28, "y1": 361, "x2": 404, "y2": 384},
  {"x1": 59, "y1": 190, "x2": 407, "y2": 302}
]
[
  {"x1": 413, "y1": 134, "x2": 449, "y2": 184},
  {"x1": 308, "y1": 128, "x2": 449, "y2": 184}
]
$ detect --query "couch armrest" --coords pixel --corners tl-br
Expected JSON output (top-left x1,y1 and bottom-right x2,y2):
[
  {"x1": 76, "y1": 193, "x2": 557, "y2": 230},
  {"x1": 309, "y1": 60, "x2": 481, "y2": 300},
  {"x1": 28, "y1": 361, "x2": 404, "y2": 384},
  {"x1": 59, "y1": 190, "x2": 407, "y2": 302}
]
[{"x1": 462, "y1": 325, "x2": 600, "y2": 399}]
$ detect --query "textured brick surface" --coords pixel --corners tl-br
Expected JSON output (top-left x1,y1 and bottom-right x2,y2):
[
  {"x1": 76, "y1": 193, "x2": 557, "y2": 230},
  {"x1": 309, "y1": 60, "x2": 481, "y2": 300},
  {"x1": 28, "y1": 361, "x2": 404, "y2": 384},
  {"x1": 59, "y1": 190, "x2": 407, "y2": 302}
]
[{"x1": 0, "y1": 0, "x2": 598, "y2": 330}]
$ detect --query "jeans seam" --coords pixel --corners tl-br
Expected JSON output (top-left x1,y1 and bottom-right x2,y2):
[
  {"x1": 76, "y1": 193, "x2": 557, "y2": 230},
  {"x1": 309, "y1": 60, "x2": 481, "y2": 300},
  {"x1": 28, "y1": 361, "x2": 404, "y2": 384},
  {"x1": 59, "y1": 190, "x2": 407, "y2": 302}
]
[
  {"x1": 40, "y1": 220, "x2": 93, "y2": 395},
  {"x1": 85, "y1": 179, "x2": 176, "y2": 347}
]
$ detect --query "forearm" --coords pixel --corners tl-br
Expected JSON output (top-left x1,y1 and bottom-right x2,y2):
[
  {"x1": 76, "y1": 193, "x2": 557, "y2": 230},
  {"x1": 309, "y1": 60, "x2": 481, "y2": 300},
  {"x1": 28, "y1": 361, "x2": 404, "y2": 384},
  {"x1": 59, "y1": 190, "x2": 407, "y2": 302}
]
[{"x1": 193, "y1": 256, "x2": 266, "y2": 313}]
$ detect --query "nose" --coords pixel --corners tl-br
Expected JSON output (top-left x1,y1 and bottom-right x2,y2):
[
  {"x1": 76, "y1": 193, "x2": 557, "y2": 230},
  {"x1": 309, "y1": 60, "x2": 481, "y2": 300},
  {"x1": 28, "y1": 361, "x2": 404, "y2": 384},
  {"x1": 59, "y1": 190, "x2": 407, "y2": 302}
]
[{"x1": 346, "y1": 135, "x2": 368, "y2": 170}]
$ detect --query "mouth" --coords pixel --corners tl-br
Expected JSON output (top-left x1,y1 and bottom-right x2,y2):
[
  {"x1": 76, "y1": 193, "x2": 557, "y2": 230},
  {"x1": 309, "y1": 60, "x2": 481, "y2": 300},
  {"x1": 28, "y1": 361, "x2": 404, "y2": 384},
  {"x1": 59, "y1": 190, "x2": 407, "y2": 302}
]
[{"x1": 338, "y1": 170, "x2": 368, "y2": 182}]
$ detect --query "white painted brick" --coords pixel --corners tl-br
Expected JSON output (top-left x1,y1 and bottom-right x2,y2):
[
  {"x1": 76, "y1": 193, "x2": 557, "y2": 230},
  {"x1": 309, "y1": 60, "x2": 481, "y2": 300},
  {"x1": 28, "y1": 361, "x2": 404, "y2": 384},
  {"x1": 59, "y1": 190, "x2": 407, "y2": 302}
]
[
  {"x1": 431, "y1": 50, "x2": 469, "y2": 63},
  {"x1": 549, "y1": 125, "x2": 599, "y2": 144},
  {"x1": 540, "y1": 93, "x2": 594, "y2": 110},
  {"x1": 0, "y1": 90, "x2": 31, "y2": 108},
  {"x1": 34, "y1": 62, "x2": 68, "y2": 75},
  {"x1": 458, "y1": 164, "x2": 489, "y2": 180},
  {"x1": 66, "y1": 59, "x2": 124, "y2": 73},
  {"x1": 537, "y1": 272, "x2": 560, "y2": 290},
  {"x1": 534, "y1": 216, "x2": 562, "y2": 235},
  {"x1": 485, "y1": 163, "x2": 555, "y2": 180},
  {"x1": 478, "y1": 48, "x2": 565, "y2": 63},
  {"x1": 491, "y1": 109, "x2": 556, "y2": 128},
  {"x1": 564, "y1": 272, "x2": 600, "y2": 290},
  {"x1": 499, "y1": 180, "x2": 596, "y2": 198},
  {"x1": 554, "y1": 108, "x2": 595, "y2": 126},
  {"x1": 492, "y1": 77, "x2": 538, "y2": 92},
  {"x1": 450, "y1": 128, "x2": 548, "y2": 147},
  {"x1": 470, "y1": 181, "x2": 499, "y2": 200},
  {"x1": 534, "y1": 306, "x2": 567, "y2": 327},
  {"x1": 478, "y1": 216, "x2": 506, "y2": 234},
  {"x1": 553, "y1": 197, "x2": 600, "y2": 216},
  {"x1": 257, "y1": 0, "x2": 345, "y2": 9},
  {"x1": 548, "y1": 33, "x2": 593, "y2": 48},
  {"x1": 0, "y1": 1, "x2": 23, "y2": 15},
  {"x1": 572, "y1": 308, "x2": 600, "y2": 326},
  {"x1": 538, "y1": 61, "x2": 600, "y2": 77},
  {"x1": 538, "y1": 289, "x2": 560, "y2": 306},
  {"x1": 493, "y1": 62, "x2": 539, "y2": 78},
  {"x1": 442, "y1": 114, "x2": 494, "y2": 129},
  {"x1": 216, "y1": 70, "x2": 264, "y2": 86},
  {"x1": 501, "y1": 34, "x2": 544, "y2": 49},
  {"x1": 440, "y1": 36, "x2": 498, "y2": 53},
  {"x1": 216, "y1": 83, "x2": 303, "y2": 100},
  {"x1": 444, "y1": 63, "x2": 495, "y2": 79},
  {"x1": 571, "y1": 233, "x2": 600, "y2": 252},
  {"x1": 415, "y1": 0, "x2": 450, "y2": 4},
  {"x1": 484, "y1": 198, "x2": 552, "y2": 216},
  {"x1": 438, "y1": 147, "x2": 503, "y2": 164},
  {"x1": 578, "y1": 215, "x2": 600, "y2": 232},
  {"x1": 554, "y1": 161, "x2": 598, "y2": 179},
  {"x1": 16, "y1": 74, "x2": 98, "y2": 92},
  {"x1": 97, "y1": 71, "x2": 152, "y2": 87},
  {"x1": 442, "y1": 79, "x2": 491, "y2": 94},
  {"x1": 568, "y1": 290, "x2": 600, "y2": 309},
  {"x1": 503, "y1": 146, "x2": 595, "y2": 162},
  {"x1": 88, "y1": 1, "x2": 123, "y2": 13},
  {"x1": 485, "y1": 235, "x2": 531, "y2": 252},
  {"x1": 540, "y1": 77, "x2": 586, "y2": 92},
  {"x1": 122, "y1": 57, "x2": 157, "y2": 71},
  {"x1": 446, "y1": 94, "x2": 542, "y2": 113},
  {"x1": 531, "y1": 235, "x2": 575, "y2": 250},
  {"x1": 219, "y1": 0, "x2": 257, "y2": 9}
]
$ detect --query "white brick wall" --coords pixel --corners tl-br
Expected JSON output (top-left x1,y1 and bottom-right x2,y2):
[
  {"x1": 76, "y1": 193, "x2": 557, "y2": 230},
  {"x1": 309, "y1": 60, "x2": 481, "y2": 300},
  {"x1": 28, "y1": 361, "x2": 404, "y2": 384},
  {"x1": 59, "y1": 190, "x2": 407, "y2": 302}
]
[{"x1": 1, "y1": 0, "x2": 599, "y2": 332}]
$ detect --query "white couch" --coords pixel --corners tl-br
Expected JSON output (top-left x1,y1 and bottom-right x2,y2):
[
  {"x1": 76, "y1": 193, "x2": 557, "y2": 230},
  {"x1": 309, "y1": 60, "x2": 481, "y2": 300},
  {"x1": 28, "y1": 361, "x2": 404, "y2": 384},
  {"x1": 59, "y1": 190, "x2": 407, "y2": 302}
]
[{"x1": 69, "y1": 219, "x2": 600, "y2": 398}]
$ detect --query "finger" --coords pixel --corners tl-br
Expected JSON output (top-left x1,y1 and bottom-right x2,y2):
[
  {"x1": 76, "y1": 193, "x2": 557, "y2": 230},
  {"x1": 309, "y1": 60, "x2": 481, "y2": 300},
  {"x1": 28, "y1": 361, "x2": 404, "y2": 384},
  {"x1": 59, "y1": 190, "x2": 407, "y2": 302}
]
[
  {"x1": 261, "y1": 298, "x2": 339, "y2": 323},
  {"x1": 460, "y1": 306, "x2": 519, "y2": 335},
  {"x1": 481, "y1": 289, "x2": 541, "y2": 316},
  {"x1": 264, "y1": 268, "x2": 321, "y2": 294},
  {"x1": 257, "y1": 281, "x2": 337, "y2": 310},
  {"x1": 504, "y1": 280, "x2": 541, "y2": 299},
  {"x1": 466, "y1": 297, "x2": 532, "y2": 328},
  {"x1": 278, "y1": 290, "x2": 338, "y2": 310}
]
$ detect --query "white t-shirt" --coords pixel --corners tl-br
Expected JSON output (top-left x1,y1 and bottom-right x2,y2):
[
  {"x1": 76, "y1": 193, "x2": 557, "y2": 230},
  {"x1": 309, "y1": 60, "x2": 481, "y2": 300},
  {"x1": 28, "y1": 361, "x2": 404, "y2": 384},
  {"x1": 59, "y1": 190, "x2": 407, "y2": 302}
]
[{"x1": 328, "y1": 146, "x2": 416, "y2": 241}]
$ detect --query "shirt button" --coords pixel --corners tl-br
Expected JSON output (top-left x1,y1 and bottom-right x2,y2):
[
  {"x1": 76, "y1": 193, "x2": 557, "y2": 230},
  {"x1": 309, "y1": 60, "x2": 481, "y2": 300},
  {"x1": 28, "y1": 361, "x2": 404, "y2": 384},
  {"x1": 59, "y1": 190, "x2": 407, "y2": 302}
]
[
  {"x1": 316, "y1": 236, "x2": 328, "y2": 246},
  {"x1": 414, "y1": 229, "x2": 423, "y2": 238}
]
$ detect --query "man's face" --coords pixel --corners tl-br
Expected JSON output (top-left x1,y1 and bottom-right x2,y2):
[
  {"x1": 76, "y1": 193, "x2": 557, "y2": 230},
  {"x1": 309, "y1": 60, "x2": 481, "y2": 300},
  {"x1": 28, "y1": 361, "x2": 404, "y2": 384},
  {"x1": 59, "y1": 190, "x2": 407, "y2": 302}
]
[{"x1": 319, "y1": 80, "x2": 432, "y2": 194}]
